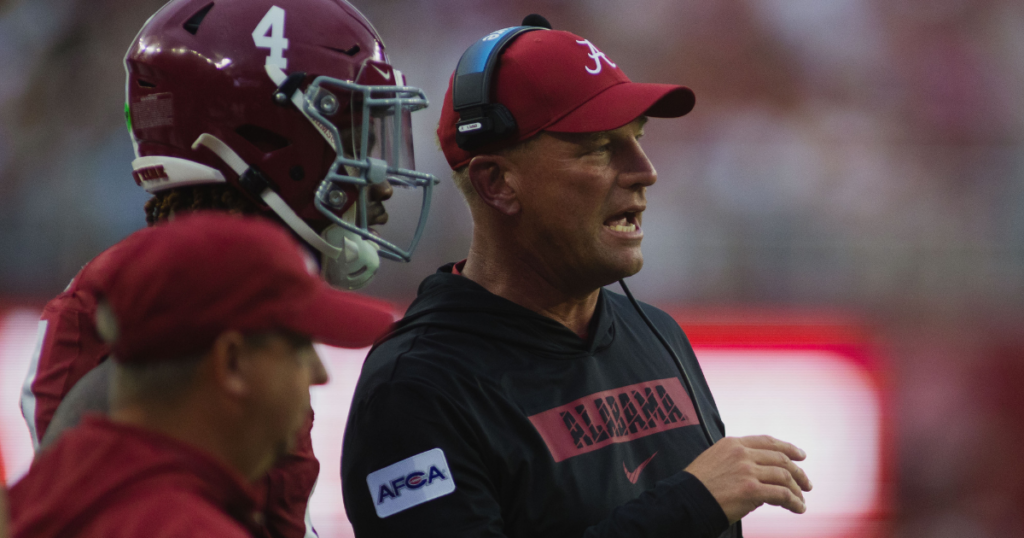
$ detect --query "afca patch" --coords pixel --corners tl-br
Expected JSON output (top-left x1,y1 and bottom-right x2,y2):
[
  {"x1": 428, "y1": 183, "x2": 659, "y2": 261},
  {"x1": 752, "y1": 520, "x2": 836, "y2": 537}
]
[{"x1": 366, "y1": 448, "x2": 456, "y2": 518}]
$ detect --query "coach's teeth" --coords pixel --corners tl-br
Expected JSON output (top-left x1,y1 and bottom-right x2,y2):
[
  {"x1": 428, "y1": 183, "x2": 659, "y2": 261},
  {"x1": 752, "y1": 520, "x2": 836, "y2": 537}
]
[{"x1": 604, "y1": 213, "x2": 637, "y2": 233}]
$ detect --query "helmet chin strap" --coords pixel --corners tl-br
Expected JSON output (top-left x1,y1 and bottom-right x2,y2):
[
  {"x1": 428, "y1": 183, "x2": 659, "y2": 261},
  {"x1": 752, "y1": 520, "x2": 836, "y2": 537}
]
[
  {"x1": 191, "y1": 133, "x2": 380, "y2": 289},
  {"x1": 321, "y1": 206, "x2": 381, "y2": 290}
]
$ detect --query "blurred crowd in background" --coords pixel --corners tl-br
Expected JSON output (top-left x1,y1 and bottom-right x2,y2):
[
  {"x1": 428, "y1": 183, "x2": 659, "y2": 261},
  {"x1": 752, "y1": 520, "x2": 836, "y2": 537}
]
[{"x1": 1, "y1": 0, "x2": 1022, "y2": 536}]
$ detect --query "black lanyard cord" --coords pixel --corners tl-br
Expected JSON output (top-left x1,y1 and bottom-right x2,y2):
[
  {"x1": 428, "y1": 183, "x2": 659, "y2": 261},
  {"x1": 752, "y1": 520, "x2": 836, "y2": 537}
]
[{"x1": 617, "y1": 279, "x2": 717, "y2": 447}]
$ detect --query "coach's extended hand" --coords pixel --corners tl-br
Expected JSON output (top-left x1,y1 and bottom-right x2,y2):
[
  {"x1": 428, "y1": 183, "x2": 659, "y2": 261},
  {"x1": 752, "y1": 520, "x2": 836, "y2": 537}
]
[{"x1": 685, "y1": 435, "x2": 813, "y2": 523}]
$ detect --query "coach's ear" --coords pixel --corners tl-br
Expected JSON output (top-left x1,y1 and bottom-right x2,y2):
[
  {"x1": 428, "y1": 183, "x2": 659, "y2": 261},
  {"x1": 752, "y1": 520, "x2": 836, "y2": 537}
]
[
  {"x1": 207, "y1": 330, "x2": 250, "y2": 397},
  {"x1": 467, "y1": 154, "x2": 520, "y2": 216}
]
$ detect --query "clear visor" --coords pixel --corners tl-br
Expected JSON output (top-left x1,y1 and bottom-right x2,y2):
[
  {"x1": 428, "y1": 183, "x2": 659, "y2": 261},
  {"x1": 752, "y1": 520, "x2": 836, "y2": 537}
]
[{"x1": 349, "y1": 95, "x2": 418, "y2": 183}]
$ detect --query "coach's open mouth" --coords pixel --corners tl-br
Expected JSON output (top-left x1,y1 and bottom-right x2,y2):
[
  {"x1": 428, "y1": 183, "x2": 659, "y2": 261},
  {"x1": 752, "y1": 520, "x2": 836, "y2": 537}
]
[{"x1": 604, "y1": 211, "x2": 639, "y2": 233}]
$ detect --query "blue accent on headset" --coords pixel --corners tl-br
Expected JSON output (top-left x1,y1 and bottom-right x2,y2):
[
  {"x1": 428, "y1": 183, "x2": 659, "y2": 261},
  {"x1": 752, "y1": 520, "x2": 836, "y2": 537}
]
[
  {"x1": 452, "y1": 25, "x2": 548, "y2": 151},
  {"x1": 459, "y1": 28, "x2": 518, "y2": 74},
  {"x1": 453, "y1": 27, "x2": 533, "y2": 107}
]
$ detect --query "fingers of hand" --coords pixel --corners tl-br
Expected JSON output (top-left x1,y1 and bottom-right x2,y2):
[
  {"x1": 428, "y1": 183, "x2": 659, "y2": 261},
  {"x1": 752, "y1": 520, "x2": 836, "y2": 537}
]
[
  {"x1": 757, "y1": 482, "x2": 807, "y2": 515},
  {"x1": 750, "y1": 448, "x2": 813, "y2": 492},
  {"x1": 753, "y1": 462, "x2": 806, "y2": 507},
  {"x1": 738, "y1": 435, "x2": 807, "y2": 461},
  {"x1": 691, "y1": 437, "x2": 812, "y2": 521}
]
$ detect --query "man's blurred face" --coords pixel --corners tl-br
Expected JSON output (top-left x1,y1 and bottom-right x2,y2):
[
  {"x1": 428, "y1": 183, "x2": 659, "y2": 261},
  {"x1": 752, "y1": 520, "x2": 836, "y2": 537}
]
[
  {"x1": 503, "y1": 117, "x2": 656, "y2": 294},
  {"x1": 242, "y1": 331, "x2": 329, "y2": 471}
]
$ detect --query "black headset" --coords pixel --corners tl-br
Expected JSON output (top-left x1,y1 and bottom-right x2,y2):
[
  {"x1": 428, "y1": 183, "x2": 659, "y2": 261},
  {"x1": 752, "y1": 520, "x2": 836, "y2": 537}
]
[{"x1": 452, "y1": 15, "x2": 551, "y2": 151}]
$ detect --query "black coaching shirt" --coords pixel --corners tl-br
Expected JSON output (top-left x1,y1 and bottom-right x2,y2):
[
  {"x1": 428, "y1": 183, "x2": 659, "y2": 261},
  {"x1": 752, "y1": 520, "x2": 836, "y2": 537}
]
[{"x1": 341, "y1": 264, "x2": 738, "y2": 538}]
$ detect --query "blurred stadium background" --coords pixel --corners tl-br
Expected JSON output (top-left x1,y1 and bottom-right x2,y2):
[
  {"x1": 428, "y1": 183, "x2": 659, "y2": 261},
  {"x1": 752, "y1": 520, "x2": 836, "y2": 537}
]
[{"x1": 2, "y1": 0, "x2": 1023, "y2": 536}]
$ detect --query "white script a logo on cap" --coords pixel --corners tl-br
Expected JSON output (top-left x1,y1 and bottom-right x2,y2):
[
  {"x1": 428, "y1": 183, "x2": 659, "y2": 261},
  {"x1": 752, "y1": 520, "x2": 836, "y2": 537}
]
[{"x1": 576, "y1": 39, "x2": 617, "y2": 75}]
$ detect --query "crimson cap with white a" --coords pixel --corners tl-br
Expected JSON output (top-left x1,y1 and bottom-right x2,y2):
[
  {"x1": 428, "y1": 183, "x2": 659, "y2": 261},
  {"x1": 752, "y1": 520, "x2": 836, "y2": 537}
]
[
  {"x1": 438, "y1": 29, "x2": 695, "y2": 169},
  {"x1": 89, "y1": 212, "x2": 394, "y2": 364}
]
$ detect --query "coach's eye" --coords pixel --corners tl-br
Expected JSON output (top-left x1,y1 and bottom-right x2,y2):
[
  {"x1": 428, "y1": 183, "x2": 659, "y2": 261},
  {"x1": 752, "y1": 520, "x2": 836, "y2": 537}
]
[{"x1": 588, "y1": 141, "x2": 612, "y2": 155}]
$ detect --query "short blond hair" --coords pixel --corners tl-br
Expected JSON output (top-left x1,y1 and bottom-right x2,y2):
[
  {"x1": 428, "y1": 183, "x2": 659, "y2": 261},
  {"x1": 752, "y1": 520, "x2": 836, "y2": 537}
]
[{"x1": 451, "y1": 165, "x2": 475, "y2": 202}]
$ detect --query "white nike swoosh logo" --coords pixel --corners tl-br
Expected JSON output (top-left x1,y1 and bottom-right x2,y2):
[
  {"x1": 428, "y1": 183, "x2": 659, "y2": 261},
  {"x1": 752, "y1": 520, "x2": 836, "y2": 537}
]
[{"x1": 371, "y1": 64, "x2": 391, "y2": 80}]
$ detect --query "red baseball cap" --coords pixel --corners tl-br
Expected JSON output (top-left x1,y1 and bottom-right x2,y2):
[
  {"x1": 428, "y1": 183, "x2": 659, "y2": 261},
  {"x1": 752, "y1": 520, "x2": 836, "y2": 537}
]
[
  {"x1": 88, "y1": 212, "x2": 395, "y2": 363},
  {"x1": 438, "y1": 29, "x2": 695, "y2": 169}
]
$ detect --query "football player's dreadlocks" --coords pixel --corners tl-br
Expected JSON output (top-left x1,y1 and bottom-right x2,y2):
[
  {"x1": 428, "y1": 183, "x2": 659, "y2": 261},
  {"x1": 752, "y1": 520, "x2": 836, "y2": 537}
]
[{"x1": 143, "y1": 184, "x2": 261, "y2": 226}]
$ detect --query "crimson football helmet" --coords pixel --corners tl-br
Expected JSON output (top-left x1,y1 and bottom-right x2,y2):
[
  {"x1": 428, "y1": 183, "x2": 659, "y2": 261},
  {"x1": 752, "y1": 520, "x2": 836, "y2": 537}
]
[{"x1": 125, "y1": 0, "x2": 436, "y2": 289}]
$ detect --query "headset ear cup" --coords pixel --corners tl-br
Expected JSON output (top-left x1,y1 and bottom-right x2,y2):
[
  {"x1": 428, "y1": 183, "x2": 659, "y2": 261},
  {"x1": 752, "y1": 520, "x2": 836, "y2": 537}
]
[
  {"x1": 489, "y1": 104, "x2": 517, "y2": 137},
  {"x1": 454, "y1": 104, "x2": 518, "y2": 151},
  {"x1": 455, "y1": 122, "x2": 485, "y2": 151}
]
